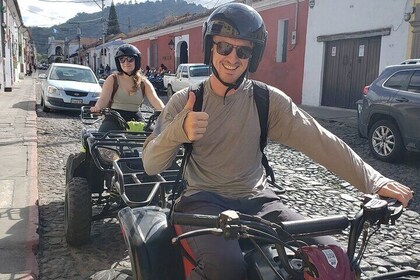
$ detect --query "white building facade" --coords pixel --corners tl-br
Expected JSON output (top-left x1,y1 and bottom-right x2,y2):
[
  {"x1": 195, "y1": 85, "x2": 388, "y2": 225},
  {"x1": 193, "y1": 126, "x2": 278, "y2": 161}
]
[
  {"x1": 302, "y1": 0, "x2": 414, "y2": 108},
  {"x1": 0, "y1": 0, "x2": 33, "y2": 92}
]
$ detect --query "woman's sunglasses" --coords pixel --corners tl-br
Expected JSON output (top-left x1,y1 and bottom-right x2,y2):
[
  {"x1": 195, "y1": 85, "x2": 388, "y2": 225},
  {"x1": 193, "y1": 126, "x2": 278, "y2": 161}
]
[
  {"x1": 118, "y1": 56, "x2": 135, "y2": 63},
  {"x1": 212, "y1": 41, "x2": 253, "y2": 59}
]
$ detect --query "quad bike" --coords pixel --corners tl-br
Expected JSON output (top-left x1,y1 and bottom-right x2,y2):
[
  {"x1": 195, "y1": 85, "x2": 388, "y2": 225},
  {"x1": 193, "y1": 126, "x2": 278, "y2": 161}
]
[
  {"x1": 64, "y1": 106, "x2": 168, "y2": 246},
  {"x1": 91, "y1": 171, "x2": 420, "y2": 280}
]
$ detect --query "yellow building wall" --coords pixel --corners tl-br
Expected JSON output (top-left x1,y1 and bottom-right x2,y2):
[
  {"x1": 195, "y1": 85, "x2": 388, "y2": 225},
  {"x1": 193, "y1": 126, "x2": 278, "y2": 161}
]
[{"x1": 407, "y1": 0, "x2": 420, "y2": 58}]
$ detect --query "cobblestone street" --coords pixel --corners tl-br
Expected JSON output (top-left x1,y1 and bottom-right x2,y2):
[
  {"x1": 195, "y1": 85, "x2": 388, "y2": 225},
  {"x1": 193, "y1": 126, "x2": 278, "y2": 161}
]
[{"x1": 35, "y1": 84, "x2": 420, "y2": 279}]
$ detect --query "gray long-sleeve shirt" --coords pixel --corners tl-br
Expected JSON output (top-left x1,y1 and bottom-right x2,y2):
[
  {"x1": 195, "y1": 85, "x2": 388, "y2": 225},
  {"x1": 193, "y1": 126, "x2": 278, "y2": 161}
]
[{"x1": 143, "y1": 79, "x2": 391, "y2": 198}]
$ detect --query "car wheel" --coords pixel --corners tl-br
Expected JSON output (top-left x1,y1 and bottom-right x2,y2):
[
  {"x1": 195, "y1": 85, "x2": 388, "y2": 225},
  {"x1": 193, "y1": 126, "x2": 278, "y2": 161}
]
[
  {"x1": 64, "y1": 177, "x2": 92, "y2": 246},
  {"x1": 368, "y1": 119, "x2": 405, "y2": 162},
  {"x1": 167, "y1": 85, "x2": 174, "y2": 98},
  {"x1": 41, "y1": 95, "x2": 51, "y2": 112}
]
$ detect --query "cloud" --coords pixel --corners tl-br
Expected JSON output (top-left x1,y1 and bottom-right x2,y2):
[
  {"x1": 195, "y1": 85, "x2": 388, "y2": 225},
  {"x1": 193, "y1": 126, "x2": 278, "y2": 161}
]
[
  {"x1": 19, "y1": 0, "x2": 106, "y2": 27},
  {"x1": 19, "y1": 0, "x2": 231, "y2": 27},
  {"x1": 27, "y1": 5, "x2": 42, "y2": 13}
]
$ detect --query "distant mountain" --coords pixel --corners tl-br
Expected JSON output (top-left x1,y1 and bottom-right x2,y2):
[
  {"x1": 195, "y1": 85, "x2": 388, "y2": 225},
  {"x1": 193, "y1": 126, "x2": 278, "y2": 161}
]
[{"x1": 30, "y1": 0, "x2": 207, "y2": 54}]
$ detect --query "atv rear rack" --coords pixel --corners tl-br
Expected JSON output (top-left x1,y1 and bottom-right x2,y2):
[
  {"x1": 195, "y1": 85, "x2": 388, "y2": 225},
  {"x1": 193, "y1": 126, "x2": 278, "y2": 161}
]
[
  {"x1": 87, "y1": 131, "x2": 151, "y2": 172},
  {"x1": 113, "y1": 156, "x2": 183, "y2": 208}
]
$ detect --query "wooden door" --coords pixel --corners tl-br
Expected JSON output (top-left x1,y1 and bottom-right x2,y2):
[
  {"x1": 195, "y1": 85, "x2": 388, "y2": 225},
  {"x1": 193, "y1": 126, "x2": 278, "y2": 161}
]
[{"x1": 322, "y1": 36, "x2": 381, "y2": 109}]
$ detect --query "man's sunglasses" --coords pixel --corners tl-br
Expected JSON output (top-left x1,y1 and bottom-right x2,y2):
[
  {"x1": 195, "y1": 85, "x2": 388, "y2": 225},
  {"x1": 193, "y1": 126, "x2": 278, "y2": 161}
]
[
  {"x1": 212, "y1": 41, "x2": 253, "y2": 59},
  {"x1": 118, "y1": 56, "x2": 135, "y2": 63}
]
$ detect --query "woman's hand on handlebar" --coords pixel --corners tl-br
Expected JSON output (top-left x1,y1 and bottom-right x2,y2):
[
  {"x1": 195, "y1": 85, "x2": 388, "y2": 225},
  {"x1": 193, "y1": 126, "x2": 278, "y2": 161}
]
[{"x1": 376, "y1": 181, "x2": 413, "y2": 207}]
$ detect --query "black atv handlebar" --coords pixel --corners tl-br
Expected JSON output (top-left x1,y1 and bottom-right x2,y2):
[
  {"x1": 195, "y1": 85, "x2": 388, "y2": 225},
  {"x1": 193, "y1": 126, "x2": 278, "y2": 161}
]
[
  {"x1": 172, "y1": 212, "x2": 220, "y2": 228},
  {"x1": 172, "y1": 194, "x2": 408, "y2": 279},
  {"x1": 172, "y1": 194, "x2": 403, "y2": 239},
  {"x1": 81, "y1": 106, "x2": 161, "y2": 133}
]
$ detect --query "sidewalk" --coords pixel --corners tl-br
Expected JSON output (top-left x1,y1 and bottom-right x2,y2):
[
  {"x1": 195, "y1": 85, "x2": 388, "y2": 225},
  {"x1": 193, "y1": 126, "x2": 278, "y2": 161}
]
[
  {"x1": 299, "y1": 104, "x2": 357, "y2": 125},
  {"x1": 0, "y1": 75, "x2": 38, "y2": 280}
]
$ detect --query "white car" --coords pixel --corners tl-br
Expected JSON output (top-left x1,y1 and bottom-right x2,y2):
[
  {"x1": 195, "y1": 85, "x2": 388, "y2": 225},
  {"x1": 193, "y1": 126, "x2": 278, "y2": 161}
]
[
  {"x1": 163, "y1": 63, "x2": 211, "y2": 98},
  {"x1": 39, "y1": 63, "x2": 101, "y2": 112}
]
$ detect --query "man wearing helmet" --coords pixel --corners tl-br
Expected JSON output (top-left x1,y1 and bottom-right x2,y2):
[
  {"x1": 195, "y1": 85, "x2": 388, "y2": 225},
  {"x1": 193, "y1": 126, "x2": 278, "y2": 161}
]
[
  {"x1": 142, "y1": 3, "x2": 413, "y2": 279},
  {"x1": 91, "y1": 44, "x2": 164, "y2": 131}
]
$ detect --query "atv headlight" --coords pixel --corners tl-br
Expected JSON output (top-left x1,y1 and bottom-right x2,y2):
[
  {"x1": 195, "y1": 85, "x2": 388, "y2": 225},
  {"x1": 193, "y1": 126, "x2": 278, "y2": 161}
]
[{"x1": 97, "y1": 147, "x2": 120, "y2": 164}]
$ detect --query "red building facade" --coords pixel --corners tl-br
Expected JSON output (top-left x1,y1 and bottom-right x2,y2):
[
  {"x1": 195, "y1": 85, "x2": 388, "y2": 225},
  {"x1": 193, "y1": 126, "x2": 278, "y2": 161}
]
[{"x1": 126, "y1": 0, "x2": 308, "y2": 104}]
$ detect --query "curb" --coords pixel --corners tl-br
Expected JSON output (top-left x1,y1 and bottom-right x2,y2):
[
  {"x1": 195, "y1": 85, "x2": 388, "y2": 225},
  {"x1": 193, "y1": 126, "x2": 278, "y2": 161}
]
[{"x1": 24, "y1": 77, "x2": 39, "y2": 279}]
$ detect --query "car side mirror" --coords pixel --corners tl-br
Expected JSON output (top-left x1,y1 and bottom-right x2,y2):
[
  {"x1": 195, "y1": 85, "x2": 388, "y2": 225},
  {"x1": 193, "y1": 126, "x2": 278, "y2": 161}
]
[
  {"x1": 38, "y1": 73, "x2": 47, "y2": 79},
  {"x1": 98, "y1": 79, "x2": 105, "y2": 87}
]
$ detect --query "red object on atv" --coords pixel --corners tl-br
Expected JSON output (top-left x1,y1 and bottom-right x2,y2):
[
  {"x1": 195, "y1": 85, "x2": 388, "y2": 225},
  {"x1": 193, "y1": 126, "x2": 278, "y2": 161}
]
[
  {"x1": 299, "y1": 245, "x2": 356, "y2": 280},
  {"x1": 174, "y1": 224, "x2": 196, "y2": 279}
]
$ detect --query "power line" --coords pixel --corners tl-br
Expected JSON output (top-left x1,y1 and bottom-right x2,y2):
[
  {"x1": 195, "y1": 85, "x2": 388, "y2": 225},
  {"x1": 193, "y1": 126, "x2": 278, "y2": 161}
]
[{"x1": 67, "y1": 17, "x2": 103, "y2": 24}]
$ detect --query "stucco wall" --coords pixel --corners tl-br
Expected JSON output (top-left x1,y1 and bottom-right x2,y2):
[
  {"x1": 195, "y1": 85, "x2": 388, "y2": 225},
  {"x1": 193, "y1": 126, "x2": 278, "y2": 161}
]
[{"x1": 302, "y1": 0, "x2": 411, "y2": 106}]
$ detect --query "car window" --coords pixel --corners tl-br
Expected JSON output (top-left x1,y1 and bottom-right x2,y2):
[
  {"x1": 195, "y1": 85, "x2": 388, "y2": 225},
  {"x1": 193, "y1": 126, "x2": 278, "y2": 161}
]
[
  {"x1": 50, "y1": 67, "x2": 97, "y2": 83},
  {"x1": 189, "y1": 66, "x2": 211, "y2": 77},
  {"x1": 384, "y1": 71, "x2": 411, "y2": 90},
  {"x1": 407, "y1": 71, "x2": 420, "y2": 94},
  {"x1": 181, "y1": 66, "x2": 188, "y2": 77}
]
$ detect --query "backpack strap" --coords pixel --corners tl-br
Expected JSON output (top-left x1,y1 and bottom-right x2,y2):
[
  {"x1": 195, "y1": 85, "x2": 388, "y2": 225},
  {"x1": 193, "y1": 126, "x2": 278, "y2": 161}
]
[
  {"x1": 140, "y1": 80, "x2": 145, "y2": 96},
  {"x1": 183, "y1": 83, "x2": 205, "y2": 169},
  {"x1": 252, "y1": 81, "x2": 272, "y2": 180},
  {"x1": 172, "y1": 83, "x2": 205, "y2": 202},
  {"x1": 108, "y1": 74, "x2": 119, "y2": 108},
  {"x1": 252, "y1": 80, "x2": 285, "y2": 194}
]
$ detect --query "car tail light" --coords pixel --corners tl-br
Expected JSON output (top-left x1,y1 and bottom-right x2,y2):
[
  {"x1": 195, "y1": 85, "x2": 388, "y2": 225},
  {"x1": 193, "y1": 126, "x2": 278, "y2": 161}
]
[{"x1": 363, "y1": 85, "x2": 370, "y2": 95}]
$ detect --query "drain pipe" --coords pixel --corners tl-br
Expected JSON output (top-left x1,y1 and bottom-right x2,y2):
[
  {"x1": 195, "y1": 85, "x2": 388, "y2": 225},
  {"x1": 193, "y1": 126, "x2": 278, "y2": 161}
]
[{"x1": 289, "y1": 0, "x2": 299, "y2": 50}]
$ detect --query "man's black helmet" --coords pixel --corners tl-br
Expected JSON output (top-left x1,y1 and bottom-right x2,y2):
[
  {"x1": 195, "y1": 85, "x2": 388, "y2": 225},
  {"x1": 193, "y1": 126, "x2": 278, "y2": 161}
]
[
  {"x1": 202, "y1": 3, "x2": 267, "y2": 73},
  {"x1": 115, "y1": 44, "x2": 141, "y2": 73}
]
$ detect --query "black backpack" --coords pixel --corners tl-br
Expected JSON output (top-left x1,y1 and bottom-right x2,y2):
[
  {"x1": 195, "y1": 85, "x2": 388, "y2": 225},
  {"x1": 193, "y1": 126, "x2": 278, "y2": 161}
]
[{"x1": 174, "y1": 81, "x2": 285, "y2": 199}]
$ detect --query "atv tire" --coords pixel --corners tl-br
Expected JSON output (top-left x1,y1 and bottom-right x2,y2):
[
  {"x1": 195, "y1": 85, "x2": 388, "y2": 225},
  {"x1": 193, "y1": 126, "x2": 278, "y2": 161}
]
[
  {"x1": 65, "y1": 177, "x2": 92, "y2": 246},
  {"x1": 90, "y1": 269, "x2": 133, "y2": 280}
]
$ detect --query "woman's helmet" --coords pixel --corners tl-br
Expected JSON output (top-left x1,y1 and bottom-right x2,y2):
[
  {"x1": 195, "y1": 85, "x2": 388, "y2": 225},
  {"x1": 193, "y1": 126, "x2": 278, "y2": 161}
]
[
  {"x1": 202, "y1": 3, "x2": 267, "y2": 73},
  {"x1": 115, "y1": 44, "x2": 141, "y2": 74}
]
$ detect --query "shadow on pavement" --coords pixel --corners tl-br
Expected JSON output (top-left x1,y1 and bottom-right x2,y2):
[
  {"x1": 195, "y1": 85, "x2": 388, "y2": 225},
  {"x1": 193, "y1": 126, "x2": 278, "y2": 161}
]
[
  {"x1": 0, "y1": 206, "x2": 37, "y2": 276},
  {"x1": 37, "y1": 200, "x2": 129, "y2": 279},
  {"x1": 12, "y1": 100, "x2": 37, "y2": 111}
]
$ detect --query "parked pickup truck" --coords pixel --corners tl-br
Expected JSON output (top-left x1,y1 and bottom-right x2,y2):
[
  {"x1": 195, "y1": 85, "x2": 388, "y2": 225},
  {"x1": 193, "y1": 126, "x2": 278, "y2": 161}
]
[{"x1": 163, "y1": 63, "x2": 211, "y2": 98}]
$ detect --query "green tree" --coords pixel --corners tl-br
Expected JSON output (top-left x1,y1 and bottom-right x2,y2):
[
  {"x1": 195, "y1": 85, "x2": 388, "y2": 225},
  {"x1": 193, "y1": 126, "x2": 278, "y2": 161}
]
[{"x1": 106, "y1": 1, "x2": 121, "y2": 36}]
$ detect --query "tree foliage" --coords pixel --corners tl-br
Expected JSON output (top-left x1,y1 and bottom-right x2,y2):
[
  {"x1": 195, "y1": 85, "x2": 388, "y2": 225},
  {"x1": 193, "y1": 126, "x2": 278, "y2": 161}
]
[{"x1": 107, "y1": 1, "x2": 121, "y2": 36}]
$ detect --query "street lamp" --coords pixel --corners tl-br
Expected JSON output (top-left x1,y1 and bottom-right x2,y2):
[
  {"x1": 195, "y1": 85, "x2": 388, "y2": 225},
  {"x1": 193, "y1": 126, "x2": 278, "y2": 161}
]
[
  {"x1": 168, "y1": 39, "x2": 175, "y2": 50},
  {"x1": 168, "y1": 39, "x2": 175, "y2": 72}
]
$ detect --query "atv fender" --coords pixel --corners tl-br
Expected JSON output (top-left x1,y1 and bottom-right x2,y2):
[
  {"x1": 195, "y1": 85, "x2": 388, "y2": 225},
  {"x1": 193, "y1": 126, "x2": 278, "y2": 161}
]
[
  {"x1": 118, "y1": 206, "x2": 184, "y2": 280},
  {"x1": 66, "y1": 152, "x2": 87, "y2": 184}
]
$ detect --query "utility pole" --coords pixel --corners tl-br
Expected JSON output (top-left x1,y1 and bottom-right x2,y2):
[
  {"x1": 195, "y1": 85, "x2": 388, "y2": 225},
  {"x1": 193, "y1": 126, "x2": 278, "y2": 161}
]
[
  {"x1": 93, "y1": 0, "x2": 106, "y2": 68},
  {"x1": 77, "y1": 25, "x2": 81, "y2": 64},
  {"x1": 101, "y1": 0, "x2": 105, "y2": 66}
]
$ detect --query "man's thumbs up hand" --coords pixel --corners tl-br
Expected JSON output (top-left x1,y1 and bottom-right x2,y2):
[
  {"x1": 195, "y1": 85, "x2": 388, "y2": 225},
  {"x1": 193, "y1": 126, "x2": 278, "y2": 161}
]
[
  {"x1": 183, "y1": 91, "x2": 209, "y2": 142},
  {"x1": 184, "y1": 89, "x2": 196, "y2": 111}
]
